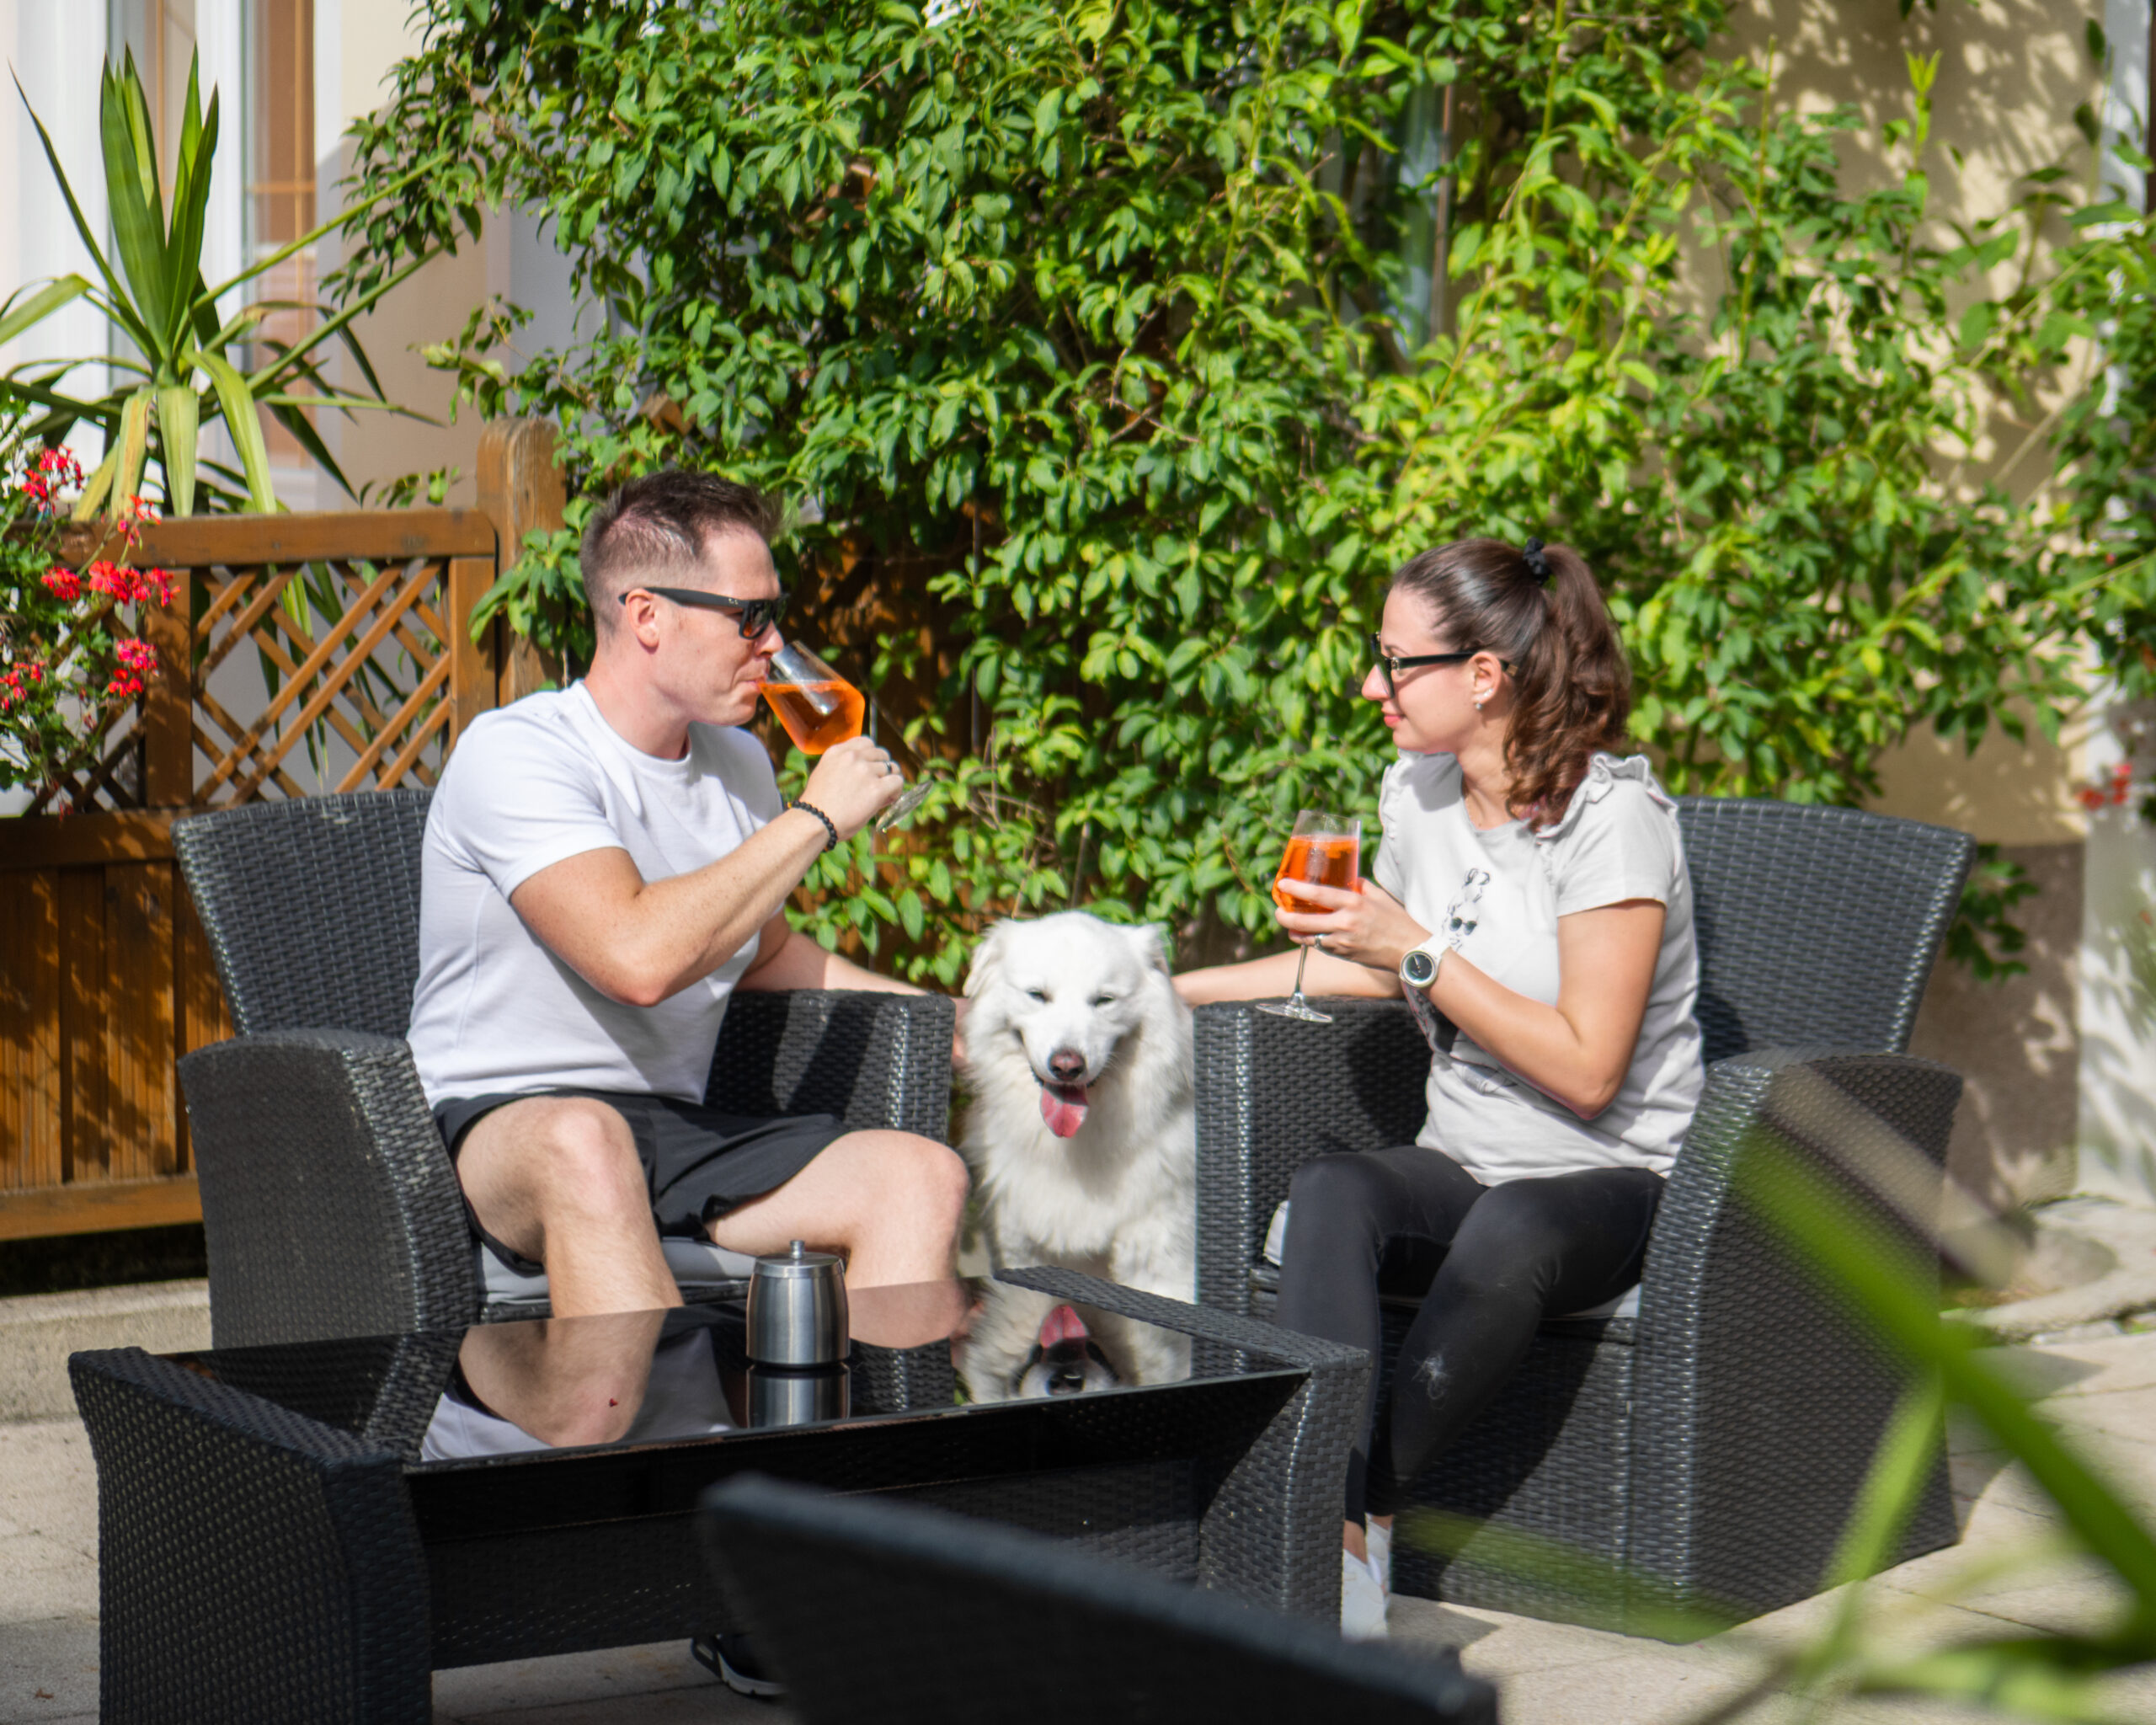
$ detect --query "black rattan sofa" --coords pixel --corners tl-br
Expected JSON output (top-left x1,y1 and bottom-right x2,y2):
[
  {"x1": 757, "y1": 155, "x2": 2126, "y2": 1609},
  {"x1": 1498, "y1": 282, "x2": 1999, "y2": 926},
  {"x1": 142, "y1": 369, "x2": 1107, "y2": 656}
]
[
  {"x1": 1195, "y1": 798, "x2": 1975, "y2": 1632},
  {"x1": 173, "y1": 788, "x2": 955, "y2": 1349},
  {"x1": 700, "y1": 1472, "x2": 1501, "y2": 1722}
]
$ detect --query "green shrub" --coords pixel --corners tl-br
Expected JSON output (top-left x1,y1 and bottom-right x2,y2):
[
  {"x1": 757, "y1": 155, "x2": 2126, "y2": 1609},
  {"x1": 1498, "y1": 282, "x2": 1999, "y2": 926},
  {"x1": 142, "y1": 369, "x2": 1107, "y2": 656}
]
[{"x1": 339, "y1": 0, "x2": 2151, "y2": 981}]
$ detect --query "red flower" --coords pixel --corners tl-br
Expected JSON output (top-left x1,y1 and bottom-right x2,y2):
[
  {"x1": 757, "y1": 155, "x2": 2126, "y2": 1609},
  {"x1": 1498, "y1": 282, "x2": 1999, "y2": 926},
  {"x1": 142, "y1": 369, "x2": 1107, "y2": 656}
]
[
  {"x1": 19, "y1": 448, "x2": 81, "y2": 515},
  {"x1": 2079, "y1": 787, "x2": 2108, "y2": 810},
  {"x1": 85, "y1": 561, "x2": 140, "y2": 603},
  {"x1": 136, "y1": 568, "x2": 174, "y2": 607},
  {"x1": 40, "y1": 566, "x2": 80, "y2": 602},
  {"x1": 113, "y1": 638, "x2": 157, "y2": 675},
  {"x1": 104, "y1": 670, "x2": 143, "y2": 698}
]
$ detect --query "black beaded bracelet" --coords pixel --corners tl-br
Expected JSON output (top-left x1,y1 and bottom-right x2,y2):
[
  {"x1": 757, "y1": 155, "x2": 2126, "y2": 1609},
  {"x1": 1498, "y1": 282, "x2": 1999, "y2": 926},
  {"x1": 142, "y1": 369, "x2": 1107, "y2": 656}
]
[{"x1": 791, "y1": 798, "x2": 841, "y2": 852}]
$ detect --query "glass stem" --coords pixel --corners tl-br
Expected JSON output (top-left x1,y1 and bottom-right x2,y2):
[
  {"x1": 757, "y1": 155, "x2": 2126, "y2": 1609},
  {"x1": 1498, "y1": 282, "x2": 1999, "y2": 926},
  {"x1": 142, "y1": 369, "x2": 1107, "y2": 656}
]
[{"x1": 1289, "y1": 943, "x2": 1312, "y2": 1000}]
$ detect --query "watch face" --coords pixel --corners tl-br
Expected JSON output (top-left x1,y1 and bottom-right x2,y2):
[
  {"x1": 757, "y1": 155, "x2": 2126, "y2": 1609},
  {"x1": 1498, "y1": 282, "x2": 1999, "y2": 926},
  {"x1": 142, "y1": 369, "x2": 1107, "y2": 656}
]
[{"x1": 1402, "y1": 949, "x2": 1436, "y2": 985}]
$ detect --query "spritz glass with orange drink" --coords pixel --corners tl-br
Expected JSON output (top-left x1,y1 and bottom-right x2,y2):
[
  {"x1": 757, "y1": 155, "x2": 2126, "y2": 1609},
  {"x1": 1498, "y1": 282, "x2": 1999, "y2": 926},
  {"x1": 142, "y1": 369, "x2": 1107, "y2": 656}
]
[
  {"x1": 1257, "y1": 809, "x2": 1363, "y2": 1024},
  {"x1": 761, "y1": 642, "x2": 933, "y2": 830}
]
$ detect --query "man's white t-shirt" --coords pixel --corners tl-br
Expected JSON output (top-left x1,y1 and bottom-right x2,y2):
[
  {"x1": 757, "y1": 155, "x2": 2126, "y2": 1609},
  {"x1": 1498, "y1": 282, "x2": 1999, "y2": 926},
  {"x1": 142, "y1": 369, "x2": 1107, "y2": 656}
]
[
  {"x1": 407, "y1": 682, "x2": 782, "y2": 1106},
  {"x1": 1374, "y1": 750, "x2": 1705, "y2": 1183}
]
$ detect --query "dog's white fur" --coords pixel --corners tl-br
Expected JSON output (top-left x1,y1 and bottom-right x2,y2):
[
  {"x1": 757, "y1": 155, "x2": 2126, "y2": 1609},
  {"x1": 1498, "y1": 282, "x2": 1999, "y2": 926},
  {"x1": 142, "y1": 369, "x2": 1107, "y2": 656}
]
[{"x1": 959, "y1": 911, "x2": 1196, "y2": 1393}]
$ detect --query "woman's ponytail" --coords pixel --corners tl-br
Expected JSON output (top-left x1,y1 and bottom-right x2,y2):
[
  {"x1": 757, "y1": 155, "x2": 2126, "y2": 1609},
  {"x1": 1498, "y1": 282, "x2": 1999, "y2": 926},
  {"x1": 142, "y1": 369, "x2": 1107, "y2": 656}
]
[{"x1": 1390, "y1": 537, "x2": 1631, "y2": 827}]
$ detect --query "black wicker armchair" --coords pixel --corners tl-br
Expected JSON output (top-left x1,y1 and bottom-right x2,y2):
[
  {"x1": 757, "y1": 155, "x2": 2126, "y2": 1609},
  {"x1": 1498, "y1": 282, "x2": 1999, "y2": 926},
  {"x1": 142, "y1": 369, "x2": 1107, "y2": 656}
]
[
  {"x1": 173, "y1": 789, "x2": 955, "y2": 1349},
  {"x1": 700, "y1": 1474, "x2": 1501, "y2": 1724},
  {"x1": 1197, "y1": 798, "x2": 1975, "y2": 1632}
]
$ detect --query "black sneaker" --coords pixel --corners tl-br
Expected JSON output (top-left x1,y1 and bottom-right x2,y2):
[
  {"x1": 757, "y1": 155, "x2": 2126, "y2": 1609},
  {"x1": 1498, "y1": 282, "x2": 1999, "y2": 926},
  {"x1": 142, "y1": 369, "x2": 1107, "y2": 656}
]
[{"x1": 691, "y1": 1632, "x2": 786, "y2": 1701}]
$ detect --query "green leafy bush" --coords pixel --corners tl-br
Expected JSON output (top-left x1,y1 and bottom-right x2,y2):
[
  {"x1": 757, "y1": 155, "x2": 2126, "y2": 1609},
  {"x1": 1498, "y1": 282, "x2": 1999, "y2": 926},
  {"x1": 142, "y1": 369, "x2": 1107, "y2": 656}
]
[{"x1": 339, "y1": 1, "x2": 2151, "y2": 980}]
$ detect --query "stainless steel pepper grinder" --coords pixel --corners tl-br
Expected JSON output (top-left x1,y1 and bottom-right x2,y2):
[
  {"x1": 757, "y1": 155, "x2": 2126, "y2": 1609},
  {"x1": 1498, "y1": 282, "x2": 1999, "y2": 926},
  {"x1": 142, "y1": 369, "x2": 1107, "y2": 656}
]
[
  {"x1": 745, "y1": 1239, "x2": 851, "y2": 1426},
  {"x1": 746, "y1": 1239, "x2": 848, "y2": 1365}
]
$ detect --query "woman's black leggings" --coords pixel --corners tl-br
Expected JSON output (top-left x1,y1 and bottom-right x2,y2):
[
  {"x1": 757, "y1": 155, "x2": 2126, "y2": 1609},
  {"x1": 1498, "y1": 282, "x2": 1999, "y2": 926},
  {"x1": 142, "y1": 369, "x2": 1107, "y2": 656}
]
[{"x1": 1272, "y1": 1146, "x2": 1663, "y2": 1524}]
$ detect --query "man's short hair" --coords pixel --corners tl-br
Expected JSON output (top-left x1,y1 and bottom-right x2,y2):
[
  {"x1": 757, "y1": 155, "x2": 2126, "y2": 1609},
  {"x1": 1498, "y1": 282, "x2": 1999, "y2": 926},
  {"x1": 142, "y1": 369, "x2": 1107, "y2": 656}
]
[{"x1": 581, "y1": 469, "x2": 783, "y2": 628}]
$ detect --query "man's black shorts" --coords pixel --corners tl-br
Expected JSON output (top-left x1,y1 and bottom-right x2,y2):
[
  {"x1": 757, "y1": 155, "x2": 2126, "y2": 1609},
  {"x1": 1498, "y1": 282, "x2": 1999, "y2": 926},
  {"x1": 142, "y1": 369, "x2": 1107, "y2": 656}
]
[{"x1": 432, "y1": 1089, "x2": 848, "y2": 1275}]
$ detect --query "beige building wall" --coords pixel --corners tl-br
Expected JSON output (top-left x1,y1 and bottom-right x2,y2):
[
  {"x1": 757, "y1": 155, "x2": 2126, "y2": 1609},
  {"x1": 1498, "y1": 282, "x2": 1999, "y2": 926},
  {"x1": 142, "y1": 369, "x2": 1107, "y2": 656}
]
[
  {"x1": 1725, "y1": 0, "x2": 2108, "y2": 843},
  {"x1": 1714, "y1": 0, "x2": 2124, "y2": 1210},
  {"x1": 308, "y1": 3, "x2": 491, "y2": 510}
]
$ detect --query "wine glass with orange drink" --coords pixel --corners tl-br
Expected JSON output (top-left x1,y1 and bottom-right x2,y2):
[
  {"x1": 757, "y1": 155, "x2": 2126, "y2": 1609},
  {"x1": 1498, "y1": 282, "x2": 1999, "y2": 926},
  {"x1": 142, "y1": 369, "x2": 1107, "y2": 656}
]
[
  {"x1": 1257, "y1": 809, "x2": 1364, "y2": 1024},
  {"x1": 761, "y1": 642, "x2": 935, "y2": 831}
]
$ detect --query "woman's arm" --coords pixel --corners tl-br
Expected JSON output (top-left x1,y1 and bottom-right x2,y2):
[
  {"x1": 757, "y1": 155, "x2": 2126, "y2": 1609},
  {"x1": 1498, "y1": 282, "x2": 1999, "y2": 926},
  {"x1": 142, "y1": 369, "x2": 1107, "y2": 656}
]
[
  {"x1": 1173, "y1": 880, "x2": 1418, "y2": 1007},
  {"x1": 1275, "y1": 880, "x2": 1664, "y2": 1119},
  {"x1": 1428, "y1": 901, "x2": 1663, "y2": 1116},
  {"x1": 1173, "y1": 946, "x2": 1399, "y2": 1006}
]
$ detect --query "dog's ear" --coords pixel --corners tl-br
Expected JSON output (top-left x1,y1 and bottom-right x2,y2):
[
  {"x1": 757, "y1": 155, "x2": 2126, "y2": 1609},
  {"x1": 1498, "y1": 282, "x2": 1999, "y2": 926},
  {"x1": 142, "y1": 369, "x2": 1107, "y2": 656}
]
[
  {"x1": 1131, "y1": 921, "x2": 1173, "y2": 975},
  {"x1": 964, "y1": 919, "x2": 1015, "y2": 999}
]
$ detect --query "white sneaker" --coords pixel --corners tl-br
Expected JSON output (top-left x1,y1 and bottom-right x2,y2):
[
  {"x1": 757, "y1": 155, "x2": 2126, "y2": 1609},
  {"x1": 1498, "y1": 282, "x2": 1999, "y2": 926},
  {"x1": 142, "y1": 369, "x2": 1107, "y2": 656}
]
[
  {"x1": 1367, "y1": 1519, "x2": 1393, "y2": 1595},
  {"x1": 1341, "y1": 1547, "x2": 1389, "y2": 1641}
]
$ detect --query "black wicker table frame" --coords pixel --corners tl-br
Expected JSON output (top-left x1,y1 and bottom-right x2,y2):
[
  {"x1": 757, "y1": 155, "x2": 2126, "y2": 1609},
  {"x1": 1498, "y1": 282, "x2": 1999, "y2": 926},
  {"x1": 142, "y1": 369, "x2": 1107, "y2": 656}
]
[{"x1": 71, "y1": 1269, "x2": 1365, "y2": 1725}]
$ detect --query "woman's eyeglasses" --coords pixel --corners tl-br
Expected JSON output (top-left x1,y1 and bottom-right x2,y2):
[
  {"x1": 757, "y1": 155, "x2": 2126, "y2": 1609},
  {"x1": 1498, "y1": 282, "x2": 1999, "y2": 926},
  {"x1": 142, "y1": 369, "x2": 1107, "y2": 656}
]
[
  {"x1": 1368, "y1": 633, "x2": 1475, "y2": 698},
  {"x1": 622, "y1": 585, "x2": 789, "y2": 638}
]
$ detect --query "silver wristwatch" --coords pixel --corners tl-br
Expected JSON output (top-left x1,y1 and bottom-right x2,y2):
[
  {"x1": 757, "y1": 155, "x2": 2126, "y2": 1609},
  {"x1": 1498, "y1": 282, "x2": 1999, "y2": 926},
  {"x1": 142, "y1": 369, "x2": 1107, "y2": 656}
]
[{"x1": 1399, "y1": 941, "x2": 1445, "y2": 991}]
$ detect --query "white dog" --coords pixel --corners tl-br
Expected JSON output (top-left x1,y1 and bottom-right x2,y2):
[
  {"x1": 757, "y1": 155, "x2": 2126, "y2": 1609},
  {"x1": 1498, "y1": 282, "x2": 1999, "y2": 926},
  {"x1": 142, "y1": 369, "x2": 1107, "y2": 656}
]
[{"x1": 958, "y1": 911, "x2": 1196, "y2": 1397}]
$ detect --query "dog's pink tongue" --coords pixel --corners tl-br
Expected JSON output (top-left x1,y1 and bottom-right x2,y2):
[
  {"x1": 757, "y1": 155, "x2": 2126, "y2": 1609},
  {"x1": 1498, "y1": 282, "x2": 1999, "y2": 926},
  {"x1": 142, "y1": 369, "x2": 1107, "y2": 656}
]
[
  {"x1": 1038, "y1": 1304, "x2": 1090, "y2": 1348},
  {"x1": 1039, "y1": 1081, "x2": 1090, "y2": 1138}
]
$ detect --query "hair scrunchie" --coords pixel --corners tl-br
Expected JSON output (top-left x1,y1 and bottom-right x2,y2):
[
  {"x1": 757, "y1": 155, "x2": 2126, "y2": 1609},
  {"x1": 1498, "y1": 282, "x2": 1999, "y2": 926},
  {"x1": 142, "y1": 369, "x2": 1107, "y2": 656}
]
[{"x1": 1521, "y1": 537, "x2": 1553, "y2": 585}]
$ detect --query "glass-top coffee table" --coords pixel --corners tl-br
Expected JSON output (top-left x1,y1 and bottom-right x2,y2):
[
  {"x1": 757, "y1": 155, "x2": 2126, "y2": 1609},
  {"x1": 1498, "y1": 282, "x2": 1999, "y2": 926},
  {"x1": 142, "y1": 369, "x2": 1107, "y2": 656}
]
[{"x1": 72, "y1": 1266, "x2": 1365, "y2": 1725}]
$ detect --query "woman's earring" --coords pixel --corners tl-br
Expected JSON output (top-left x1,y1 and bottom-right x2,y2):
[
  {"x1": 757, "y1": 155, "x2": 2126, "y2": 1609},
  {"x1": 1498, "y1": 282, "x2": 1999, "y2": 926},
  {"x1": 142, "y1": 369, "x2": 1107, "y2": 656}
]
[{"x1": 1474, "y1": 696, "x2": 1485, "y2": 711}]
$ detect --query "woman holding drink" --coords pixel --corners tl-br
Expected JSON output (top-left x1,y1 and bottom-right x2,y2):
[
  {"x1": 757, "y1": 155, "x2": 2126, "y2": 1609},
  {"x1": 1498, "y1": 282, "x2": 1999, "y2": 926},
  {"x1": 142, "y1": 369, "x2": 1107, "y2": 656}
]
[{"x1": 1175, "y1": 537, "x2": 1704, "y2": 1640}]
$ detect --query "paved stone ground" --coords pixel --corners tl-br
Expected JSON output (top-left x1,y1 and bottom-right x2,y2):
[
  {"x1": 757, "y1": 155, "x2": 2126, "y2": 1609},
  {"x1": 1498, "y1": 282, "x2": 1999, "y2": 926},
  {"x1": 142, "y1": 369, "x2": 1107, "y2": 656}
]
[{"x1": 4, "y1": 1332, "x2": 2154, "y2": 1722}]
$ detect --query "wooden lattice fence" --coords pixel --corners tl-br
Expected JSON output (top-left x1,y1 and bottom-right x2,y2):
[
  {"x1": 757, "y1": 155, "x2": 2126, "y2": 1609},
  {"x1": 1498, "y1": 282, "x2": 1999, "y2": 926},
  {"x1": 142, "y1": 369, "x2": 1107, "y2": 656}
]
[{"x1": 0, "y1": 419, "x2": 563, "y2": 1240}]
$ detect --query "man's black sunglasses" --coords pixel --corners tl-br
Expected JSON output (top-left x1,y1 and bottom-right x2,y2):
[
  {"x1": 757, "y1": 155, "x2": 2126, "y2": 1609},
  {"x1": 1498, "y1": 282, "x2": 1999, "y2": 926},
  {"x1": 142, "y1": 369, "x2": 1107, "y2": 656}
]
[
  {"x1": 1369, "y1": 633, "x2": 1476, "y2": 698},
  {"x1": 622, "y1": 585, "x2": 788, "y2": 638}
]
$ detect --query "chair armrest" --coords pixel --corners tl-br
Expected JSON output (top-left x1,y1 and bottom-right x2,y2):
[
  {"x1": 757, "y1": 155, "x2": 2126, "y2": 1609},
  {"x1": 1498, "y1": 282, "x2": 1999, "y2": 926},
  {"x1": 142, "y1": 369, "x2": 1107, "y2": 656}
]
[
  {"x1": 70, "y1": 1346, "x2": 430, "y2": 1722},
  {"x1": 1628, "y1": 1047, "x2": 1963, "y2": 1617},
  {"x1": 708, "y1": 989, "x2": 956, "y2": 1140},
  {"x1": 179, "y1": 1030, "x2": 479, "y2": 1350},
  {"x1": 995, "y1": 1266, "x2": 1369, "y2": 1621},
  {"x1": 1637, "y1": 1046, "x2": 1961, "y2": 1337},
  {"x1": 1193, "y1": 997, "x2": 1428, "y2": 1315}
]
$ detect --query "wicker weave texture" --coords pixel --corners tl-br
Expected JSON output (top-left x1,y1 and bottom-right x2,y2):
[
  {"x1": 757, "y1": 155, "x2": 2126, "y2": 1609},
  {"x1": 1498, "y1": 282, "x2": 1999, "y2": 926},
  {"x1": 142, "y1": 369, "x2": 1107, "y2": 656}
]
[
  {"x1": 72, "y1": 1348, "x2": 430, "y2": 1724},
  {"x1": 700, "y1": 1476, "x2": 1500, "y2": 1724},
  {"x1": 996, "y1": 1265, "x2": 1369, "y2": 1620},
  {"x1": 179, "y1": 1031, "x2": 480, "y2": 1350},
  {"x1": 1193, "y1": 998, "x2": 1430, "y2": 1316},
  {"x1": 705, "y1": 988, "x2": 956, "y2": 1139},
  {"x1": 174, "y1": 791, "x2": 434, "y2": 1039},
  {"x1": 1675, "y1": 798, "x2": 1972, "y2": 1063},
  {"x1": 194, "y1": 1329, "x2": 465, "y2": 1466},
  {"x1": 1625, "y1": 1050, "x2": 1962, "y2": 1621}
]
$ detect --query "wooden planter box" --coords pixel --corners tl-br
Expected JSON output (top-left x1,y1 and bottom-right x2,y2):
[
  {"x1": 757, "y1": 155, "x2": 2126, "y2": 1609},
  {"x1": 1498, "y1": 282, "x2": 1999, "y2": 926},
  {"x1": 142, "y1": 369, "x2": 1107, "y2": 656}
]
[{"x1": 0, "y1": 422, "x2": 562, "y2": 1241}]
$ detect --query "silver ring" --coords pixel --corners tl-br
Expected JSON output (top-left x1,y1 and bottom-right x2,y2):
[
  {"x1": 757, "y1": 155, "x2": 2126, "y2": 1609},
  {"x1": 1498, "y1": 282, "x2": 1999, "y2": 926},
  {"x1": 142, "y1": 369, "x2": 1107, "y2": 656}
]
[{"x1": 1313, "y1": 935, "x2": 1326, "y2": 953}]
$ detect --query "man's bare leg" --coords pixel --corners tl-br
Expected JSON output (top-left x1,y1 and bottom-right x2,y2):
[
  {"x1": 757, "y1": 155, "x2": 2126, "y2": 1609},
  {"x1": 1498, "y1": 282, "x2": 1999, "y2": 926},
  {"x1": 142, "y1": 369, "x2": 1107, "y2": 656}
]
[
  {"x1": 456, "y1": 1096, "x2": 679, "y2": 1318},
  {"x1": 456, "y1": 1307, "x2": 669, "y2": 1448},
  {"x1": 706, "y1": 1130, "x2": 969, "y2": 1344}
]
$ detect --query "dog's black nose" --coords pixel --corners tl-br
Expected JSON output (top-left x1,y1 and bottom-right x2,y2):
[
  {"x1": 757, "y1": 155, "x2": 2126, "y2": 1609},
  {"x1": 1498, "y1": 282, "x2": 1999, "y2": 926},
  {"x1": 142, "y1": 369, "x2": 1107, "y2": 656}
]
[{"x1": 1047, "y1": 1049, "x2": 1086, "y2": 1082}]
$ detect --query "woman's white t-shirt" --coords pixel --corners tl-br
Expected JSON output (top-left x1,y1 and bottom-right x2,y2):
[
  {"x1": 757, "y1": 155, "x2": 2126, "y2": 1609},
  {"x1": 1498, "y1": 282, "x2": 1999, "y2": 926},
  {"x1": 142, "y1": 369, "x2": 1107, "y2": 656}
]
[
  {"x1": 406, "y1": 682, "x2": 782, "y2": 1106},
  {"x1": 1373, "y1": 750, "x2": 1705, "y2": 1183}
]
